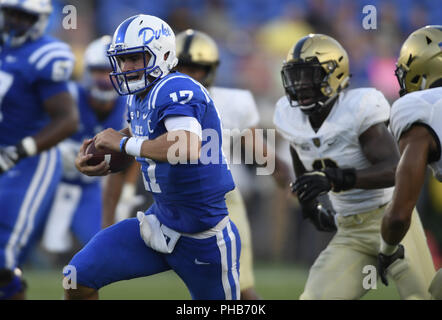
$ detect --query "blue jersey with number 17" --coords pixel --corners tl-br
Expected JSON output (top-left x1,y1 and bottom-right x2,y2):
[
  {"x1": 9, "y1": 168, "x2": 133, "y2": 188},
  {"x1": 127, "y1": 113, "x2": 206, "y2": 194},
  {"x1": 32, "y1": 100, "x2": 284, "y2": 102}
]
[{"x1": 127, "y1": 72, "x2": 235, "y2": 233}]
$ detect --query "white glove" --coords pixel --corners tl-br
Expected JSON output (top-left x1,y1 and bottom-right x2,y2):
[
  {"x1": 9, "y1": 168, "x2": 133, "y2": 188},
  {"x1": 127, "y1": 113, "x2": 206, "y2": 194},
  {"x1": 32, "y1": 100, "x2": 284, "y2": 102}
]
[
  {"x1": 0, "y1": 145, "x2": 20, "y2": 173},
  {"x1": 0, "y1": 137, "x2": 36, "y2": 173}
]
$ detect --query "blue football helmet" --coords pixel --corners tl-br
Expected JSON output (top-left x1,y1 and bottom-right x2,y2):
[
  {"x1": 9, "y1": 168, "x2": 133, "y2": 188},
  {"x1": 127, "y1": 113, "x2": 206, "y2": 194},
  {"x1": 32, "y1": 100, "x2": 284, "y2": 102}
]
[
  {"x1": 0, "y1": 0, "x2": 52, "y2": 47},
  {"x1": 83, "y1": 35, "x2": 118, "y2": 102}
]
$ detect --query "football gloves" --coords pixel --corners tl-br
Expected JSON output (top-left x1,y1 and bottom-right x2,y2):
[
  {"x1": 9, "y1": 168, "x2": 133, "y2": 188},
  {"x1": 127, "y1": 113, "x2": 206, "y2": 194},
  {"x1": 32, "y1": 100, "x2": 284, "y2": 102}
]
[
  {"x1": 290, "y1": 182, "x2": 337, "y2": 232},
  {"x1": 377, "y1": 244, "x2": 405, "y2": 286},
  {"x1": 0, "y1": 141, "x2": 29, "y2": 174},
  {"x1": 293, "y1": 167, "x2": 357, "y2": 202}
]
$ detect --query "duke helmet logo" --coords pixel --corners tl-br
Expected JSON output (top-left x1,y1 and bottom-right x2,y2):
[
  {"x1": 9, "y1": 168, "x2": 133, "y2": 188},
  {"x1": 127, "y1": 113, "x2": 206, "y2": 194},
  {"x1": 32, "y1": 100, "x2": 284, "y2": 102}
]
[{"x1": 139, "y1": 25, "x2": 172, "y2": 45}]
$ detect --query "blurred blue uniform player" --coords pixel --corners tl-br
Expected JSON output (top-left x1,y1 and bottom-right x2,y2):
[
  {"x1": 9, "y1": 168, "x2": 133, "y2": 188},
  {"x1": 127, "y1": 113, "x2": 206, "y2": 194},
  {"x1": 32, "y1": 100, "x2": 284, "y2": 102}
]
[
  {"x1": 66, "y1": 14, "x2": 240, "y2": 300},
  {"x1": 41, "y1": 36, "x2": 128, "y2": 255},
  {"x1": 0, "y1": 0, "x2": 78, "y2": 299}
]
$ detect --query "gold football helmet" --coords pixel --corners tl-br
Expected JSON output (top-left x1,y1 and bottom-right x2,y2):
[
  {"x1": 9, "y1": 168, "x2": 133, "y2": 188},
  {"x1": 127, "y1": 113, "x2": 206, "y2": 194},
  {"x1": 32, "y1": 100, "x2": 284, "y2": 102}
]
[
  {"x1": 281, "y1": 34, "x2": 350, "y2": 114},
  {"x1": 176, "y1": 29, "x2": 219, "y2": 87},
  {"x1": 396, "y1": 25, "x2": 442, "y2": 96}
]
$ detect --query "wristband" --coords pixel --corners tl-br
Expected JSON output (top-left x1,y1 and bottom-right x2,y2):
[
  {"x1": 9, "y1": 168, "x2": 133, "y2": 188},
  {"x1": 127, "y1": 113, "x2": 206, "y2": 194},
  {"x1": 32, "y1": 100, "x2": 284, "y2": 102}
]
[
  {"x1": 21, "y1": 136, "x2": 37, "y2": 157},
  {"x1": 124, "y1": 137, "x2": 144, "y2": 157},
  {"x1": 119, "y1": 136, "x2": 129, "y2": 153},
  {"x1": 380, "y1": 236, "x2": 399, "y2": 256}
]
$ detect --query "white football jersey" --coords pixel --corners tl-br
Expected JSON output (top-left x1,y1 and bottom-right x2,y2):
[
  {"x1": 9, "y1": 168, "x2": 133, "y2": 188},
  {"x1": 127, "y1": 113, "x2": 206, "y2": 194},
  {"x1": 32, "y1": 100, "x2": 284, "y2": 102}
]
[
  {"x1": 209, "y1": 86, "x2": 260, "y2": 189},
  {"x1": 273, "y1": 88, "x2": 394, "y2": 216},
  {"x1": 390, "y1": 87, "x2": 442, "y2": 181},
  {"x1": 210, "y1": 86, "x2": 260, "y2": 155}
]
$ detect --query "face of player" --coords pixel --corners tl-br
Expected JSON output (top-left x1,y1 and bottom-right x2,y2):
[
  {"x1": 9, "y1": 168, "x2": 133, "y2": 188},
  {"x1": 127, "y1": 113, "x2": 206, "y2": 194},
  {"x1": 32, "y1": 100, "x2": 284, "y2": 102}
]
[
  {"x1": 283, "y1": 62, "x2": 326, "y2": 107},
  {"x1": 88, "y1": 67, "x2": 118, "y2": 108},
  {"x1": 177, "y1": 65, "x2": 209, "y2": 84},
  {"x1": 90, "y1": 68, "x2": 114, "y2": 92},
  {"x1": 2, "y1": 7, "x2": 38, "y2": 37},
  {"x1": 116, "y1": 52, "x2": 152, "y2": 82},
  {"x1": 295, "y1": 66, "x2": 325, "y2": 106}
]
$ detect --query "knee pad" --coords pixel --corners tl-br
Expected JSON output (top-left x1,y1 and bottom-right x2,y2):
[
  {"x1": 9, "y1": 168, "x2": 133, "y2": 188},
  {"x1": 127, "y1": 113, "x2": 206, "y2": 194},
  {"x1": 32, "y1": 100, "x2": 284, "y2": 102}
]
[{"x1": 0, "y1": 268, "x2": 25, "y2": 300}]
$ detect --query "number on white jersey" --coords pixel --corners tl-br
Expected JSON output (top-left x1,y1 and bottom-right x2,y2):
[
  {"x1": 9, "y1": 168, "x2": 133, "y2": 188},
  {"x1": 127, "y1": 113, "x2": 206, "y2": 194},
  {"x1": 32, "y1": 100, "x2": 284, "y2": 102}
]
[{"x1": 312, "y1": 158, "x2": 338, "y2": 170}]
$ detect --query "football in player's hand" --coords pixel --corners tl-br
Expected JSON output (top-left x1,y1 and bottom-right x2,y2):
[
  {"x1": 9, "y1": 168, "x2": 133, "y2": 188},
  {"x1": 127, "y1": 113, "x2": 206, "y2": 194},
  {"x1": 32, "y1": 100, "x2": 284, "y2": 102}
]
[{"x1": 86, "y1": 139, "x2": 133, "y2": 173}]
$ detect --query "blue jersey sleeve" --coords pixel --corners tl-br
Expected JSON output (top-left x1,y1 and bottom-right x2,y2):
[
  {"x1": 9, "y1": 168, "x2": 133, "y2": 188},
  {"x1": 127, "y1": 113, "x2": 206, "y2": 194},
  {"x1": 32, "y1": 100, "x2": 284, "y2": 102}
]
[
  {"x1": 154, "y1": 75, "x2": 211, "y2": 125},
  {"x1": 30, "y1": 40, "x2": 75, "y2": 101}
]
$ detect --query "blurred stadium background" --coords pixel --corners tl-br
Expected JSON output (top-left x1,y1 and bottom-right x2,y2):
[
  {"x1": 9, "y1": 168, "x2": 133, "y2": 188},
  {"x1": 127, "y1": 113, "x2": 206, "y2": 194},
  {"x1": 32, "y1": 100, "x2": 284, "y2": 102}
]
[{"x1": 23, "y1": 0, "x2": 442, "y2": 299}]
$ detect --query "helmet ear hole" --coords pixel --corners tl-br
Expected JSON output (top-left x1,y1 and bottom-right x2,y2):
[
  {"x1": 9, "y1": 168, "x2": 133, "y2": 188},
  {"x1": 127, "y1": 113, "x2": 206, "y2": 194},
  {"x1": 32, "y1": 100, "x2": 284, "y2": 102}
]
[
  {"x1": 410, "y1": 75, "x2": 420, "y2": 84},
  {"x1": 336, "y1": 73, "x2": 344, "y2": 79}
]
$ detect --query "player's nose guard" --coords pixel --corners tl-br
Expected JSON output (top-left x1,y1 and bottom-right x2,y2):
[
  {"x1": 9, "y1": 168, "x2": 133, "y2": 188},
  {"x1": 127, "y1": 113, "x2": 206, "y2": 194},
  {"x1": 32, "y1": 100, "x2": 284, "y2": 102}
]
[{"x1": 107, "y1": 45, "x2": 162, "y2": 96}]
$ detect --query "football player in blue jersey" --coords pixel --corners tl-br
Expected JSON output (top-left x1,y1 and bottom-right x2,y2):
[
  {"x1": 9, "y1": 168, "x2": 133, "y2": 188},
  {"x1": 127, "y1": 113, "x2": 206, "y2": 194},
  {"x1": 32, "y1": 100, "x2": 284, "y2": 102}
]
[
  {"x1": 0, "y1": 0, "x2": 78, "y2": 299},
  {"x1": 41, "y1": 35, "x2": 129, "y2": 262},
  {"x1": 66, "y1": 15, "x2": 240, "y2": 300}
]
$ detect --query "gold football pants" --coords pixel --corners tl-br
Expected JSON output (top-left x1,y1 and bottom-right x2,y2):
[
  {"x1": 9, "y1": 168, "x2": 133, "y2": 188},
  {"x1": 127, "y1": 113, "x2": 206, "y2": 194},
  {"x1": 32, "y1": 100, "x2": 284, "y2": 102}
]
[
  {"x1": 225, "y1": 188, "x2": 255, "y2": 291},
  {"x1": 300, "y1": 205, "x2": 435, "y2": 300}
]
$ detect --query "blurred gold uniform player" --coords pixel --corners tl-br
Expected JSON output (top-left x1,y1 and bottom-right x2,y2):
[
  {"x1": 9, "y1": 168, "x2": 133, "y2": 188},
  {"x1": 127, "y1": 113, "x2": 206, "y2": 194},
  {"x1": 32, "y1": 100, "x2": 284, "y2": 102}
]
[
  {"x1": 176, "y1": 29, "x2": 289, "y2": 300},
  {"x1": 273, "y1": 34, "x2": 435, "y2": 299},
  {"x1": 380, "y1": 25, "x2": 442, "y2": 299}
]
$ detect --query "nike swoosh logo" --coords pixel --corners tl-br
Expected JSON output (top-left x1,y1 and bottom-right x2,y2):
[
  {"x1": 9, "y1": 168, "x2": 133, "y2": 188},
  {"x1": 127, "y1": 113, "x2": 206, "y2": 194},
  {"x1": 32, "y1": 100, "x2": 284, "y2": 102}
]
[{"x1": 194, "y1": 258, "x2": 210, "y2": 265}]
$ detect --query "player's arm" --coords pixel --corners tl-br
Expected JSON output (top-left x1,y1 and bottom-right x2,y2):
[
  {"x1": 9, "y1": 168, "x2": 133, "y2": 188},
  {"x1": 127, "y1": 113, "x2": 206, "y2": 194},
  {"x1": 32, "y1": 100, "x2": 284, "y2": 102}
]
[
  {"x1": 34, "y1": 92, "x2": 79, "y2": 151},
  {"x1": 355, "y1": 122, "x2": 400, "y2": 188},
  {"x1": 139, "y1": 130, "x2": 201, "y2": 162},
  {"x1": 0, "y1": 78, "x2": 78, "y2": 174},
  {"x1": 93, "y1": 125, "x2": 201, "y2": 163},
  {"x1": 377, "y1": 124, "x2": 437, "y2": 286},
  {"x1": 242, "y1": 127, "x2": 290, "y2": 188},
  {"x1": 381, "y1": 125, "x2": 437, "y2": 246},
  {"x1": 26, "y1": 47, "x2": 79, "y2": 152},
  {"x1": 293, "y1": 122, "x2": 399, "y2": 203}
]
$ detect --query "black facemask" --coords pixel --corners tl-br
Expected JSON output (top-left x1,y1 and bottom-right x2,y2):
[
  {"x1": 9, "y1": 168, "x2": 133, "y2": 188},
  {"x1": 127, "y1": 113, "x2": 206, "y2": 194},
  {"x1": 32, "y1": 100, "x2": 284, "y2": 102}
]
[
  {"x1": 281, "y1": 59, "x2": 330, "y2": 114},
  {"x1": 2, "y1": 8, "x2": 38, "y2": 39},
  {"x1": 395, "y1": 66, "x2": 408, "y2": 97}
]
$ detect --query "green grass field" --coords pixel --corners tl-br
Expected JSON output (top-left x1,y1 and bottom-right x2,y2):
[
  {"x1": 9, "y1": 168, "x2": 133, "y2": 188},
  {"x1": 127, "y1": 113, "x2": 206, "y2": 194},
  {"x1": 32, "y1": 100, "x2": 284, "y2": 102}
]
[{"x1": 23, "y1": 262, "x2": 400, "y2": 300}]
